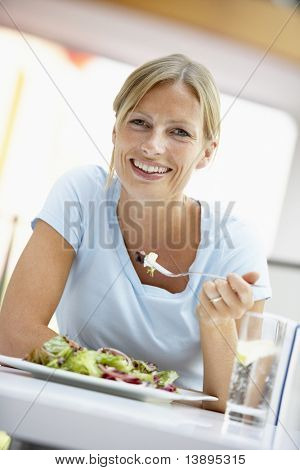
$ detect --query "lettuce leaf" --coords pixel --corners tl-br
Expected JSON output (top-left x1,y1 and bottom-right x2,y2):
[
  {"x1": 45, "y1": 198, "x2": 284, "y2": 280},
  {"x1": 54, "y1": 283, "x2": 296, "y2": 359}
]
[
  {"x1": 25, "y1": 335, "x2": 74, "y2": 367},
  {"x1": 62, "y1": 350, "x2": 103, "y2": 377},
  {"x1": 155, "y1": 370, "x2": 179, "y2": 387},
  {"x1": 98, "y1": 353, "x2": 132, "y2": 373},
  {"x1": 132, "y1": 359, "x2": 157, "y2": 374},
  {"x1": 130, "y1": 369, "x2": 155, "y2": 384}
]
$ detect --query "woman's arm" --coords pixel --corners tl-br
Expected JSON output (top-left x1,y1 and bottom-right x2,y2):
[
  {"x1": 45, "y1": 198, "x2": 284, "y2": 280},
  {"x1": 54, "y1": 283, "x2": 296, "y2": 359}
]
[
  {"x1": 0, "y1": 220, "x2": 75, "y2": 358},
  {"x1": 197, "y1": 271, "x2": 265, "y2": 413}
]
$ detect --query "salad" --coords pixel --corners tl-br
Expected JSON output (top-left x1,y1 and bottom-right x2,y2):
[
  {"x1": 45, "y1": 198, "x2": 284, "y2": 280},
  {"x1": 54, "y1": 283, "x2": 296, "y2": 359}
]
[{"x1": 24, "y1": 335, "x2": 179, "y2": 392}]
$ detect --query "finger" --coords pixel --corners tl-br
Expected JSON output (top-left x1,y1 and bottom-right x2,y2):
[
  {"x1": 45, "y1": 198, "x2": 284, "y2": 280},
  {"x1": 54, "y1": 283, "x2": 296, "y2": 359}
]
[
  {"x1": 242, "y1": 271, "x2": 260, "y2": 285},
  {"x1": 197, "y1": 289, "x2": 214, "y2": 323},
  {"x1": 200, "y1": 285, "x2": 217, "y2": 310},
  {"x1": 198, "y1": 289, "x2": 232, "y2": 324},
  {"x1": 227, "y1": 273, "x2": 253, "y2": 306},
  {"x1": 214, "y1": 278, "x2": 242, "y2": 313},
  {"x1": 203, "y1": 281, "x2": 233, "y2": 315},
  {"x1": 201, "y1": 284, "x2": 231, "y2": 316},
  {"x1": 200, "y1": 287, "x2": 224, "y2": 315},
  {"x1": 202, "y1": 280, "x2": 219, "y2": 301}
]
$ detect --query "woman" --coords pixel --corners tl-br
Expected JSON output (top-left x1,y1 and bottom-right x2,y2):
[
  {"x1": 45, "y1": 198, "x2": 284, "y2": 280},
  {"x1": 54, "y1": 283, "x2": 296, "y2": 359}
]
[{"x1": 0, "y1": 54, "x2": 271, "y2": 413}]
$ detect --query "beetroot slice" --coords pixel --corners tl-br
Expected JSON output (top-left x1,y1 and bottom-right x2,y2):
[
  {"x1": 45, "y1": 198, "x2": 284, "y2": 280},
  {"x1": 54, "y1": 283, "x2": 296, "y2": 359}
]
[{"x1": 99, "y1": 364, "x2": 143, "y2": 384}]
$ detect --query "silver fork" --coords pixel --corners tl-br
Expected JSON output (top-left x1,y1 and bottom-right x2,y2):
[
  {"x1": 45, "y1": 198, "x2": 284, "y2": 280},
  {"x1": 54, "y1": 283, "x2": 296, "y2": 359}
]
[{"x1": 135, "y1": 251, "x2": 268, "y2": 302}]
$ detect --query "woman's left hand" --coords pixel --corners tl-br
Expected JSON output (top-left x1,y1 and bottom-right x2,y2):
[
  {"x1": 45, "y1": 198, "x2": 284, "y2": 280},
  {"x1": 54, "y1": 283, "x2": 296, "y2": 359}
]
[{"x1": 197, "y1": 271, "x2": 260, "y2": 325}]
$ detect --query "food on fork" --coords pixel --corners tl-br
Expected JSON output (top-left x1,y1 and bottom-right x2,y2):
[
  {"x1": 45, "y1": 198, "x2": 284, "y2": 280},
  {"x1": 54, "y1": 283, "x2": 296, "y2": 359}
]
[
  {"x1": 24, "y1": 335, "x2": 179, "y2": 392},
  {"x1": 135, "y1": 250, "x2": 158, "y2": 277}
]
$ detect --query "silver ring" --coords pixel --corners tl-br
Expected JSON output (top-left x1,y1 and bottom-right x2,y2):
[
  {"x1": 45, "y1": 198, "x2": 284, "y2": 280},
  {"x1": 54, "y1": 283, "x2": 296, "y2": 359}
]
[{"x1": 210, "y1": 296, "x2": 222, "y2": 304}]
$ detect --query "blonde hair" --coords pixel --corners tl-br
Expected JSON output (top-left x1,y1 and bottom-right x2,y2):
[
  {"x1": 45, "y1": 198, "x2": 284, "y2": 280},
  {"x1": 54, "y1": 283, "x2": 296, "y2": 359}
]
[{"x1": 105, "y1": 53, "x2": 220, "y2": 190}]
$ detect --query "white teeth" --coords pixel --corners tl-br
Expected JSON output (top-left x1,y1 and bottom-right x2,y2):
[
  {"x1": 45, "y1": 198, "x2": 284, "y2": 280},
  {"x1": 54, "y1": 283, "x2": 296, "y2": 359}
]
[{"x1": 133, "y1": 159, "x2": 169, "y2": 174}]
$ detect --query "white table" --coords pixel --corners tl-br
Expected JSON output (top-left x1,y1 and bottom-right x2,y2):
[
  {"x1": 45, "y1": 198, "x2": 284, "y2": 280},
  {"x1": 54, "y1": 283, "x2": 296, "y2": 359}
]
[{"x1": 0, "y1": 366, "x2": 299, "y2": 450}]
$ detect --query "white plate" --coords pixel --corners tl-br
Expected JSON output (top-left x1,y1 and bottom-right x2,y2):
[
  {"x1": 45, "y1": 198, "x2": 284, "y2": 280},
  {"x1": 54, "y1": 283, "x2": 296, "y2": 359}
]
[{"x1": 0, "y1": 354, "x2": 218, "y2": 404}]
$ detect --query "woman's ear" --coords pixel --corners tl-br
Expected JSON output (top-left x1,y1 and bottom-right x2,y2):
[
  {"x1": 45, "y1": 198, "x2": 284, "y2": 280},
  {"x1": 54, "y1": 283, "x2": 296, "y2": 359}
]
[{"x1": 196, "y1": 141, "x2": 217, "y2": 169}]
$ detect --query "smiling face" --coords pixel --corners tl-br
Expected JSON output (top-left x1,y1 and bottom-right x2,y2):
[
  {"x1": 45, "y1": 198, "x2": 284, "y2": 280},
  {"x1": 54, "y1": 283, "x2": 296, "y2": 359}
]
[{"x1": 112, "y1": 81, "x2": 215, "y2": 201}]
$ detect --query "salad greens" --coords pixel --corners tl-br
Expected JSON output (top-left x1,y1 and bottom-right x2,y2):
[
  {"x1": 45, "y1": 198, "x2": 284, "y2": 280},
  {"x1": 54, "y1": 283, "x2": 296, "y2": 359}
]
[
  {"x1": 26, "y1": 335, "x2": 75, "y2": 367},
  {"x1": 25, "y1": 335, "x2": 179, "y2": 392},
  {"x1": 0, "y1": 431, "x2": 11, "y2": 450},
  {"x1": 62, "y1": 350, "x2": 104, "y2": 377}
]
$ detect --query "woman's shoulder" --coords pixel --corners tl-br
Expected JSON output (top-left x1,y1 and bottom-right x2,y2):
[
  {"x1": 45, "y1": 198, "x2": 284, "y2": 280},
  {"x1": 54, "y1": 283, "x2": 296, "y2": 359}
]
[
  {"x1": 31, "y1": 165, "x2": 110, "y2": 253},
  {"x1": 201, "y1": 200, "x2": 253, "y2": 228},
  {"x1": 59, "y1": 164, "x2": 108, "y2": 187},
  {"x1": 200, "y1": 200, "x2": 263, "y2": 251},
  {"x1": 53, "y1": 164, "x2": 109, "y2": 201}
]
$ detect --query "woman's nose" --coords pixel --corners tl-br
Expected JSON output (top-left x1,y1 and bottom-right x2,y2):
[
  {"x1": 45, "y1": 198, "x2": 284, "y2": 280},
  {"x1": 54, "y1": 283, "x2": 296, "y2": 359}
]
[{"x1": 140, "y1": 131, "x2": 166, "y2": 156}]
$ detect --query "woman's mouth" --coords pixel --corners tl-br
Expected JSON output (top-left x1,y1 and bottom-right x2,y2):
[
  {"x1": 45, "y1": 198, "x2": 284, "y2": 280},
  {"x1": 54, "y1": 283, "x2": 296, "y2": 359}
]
[{"x1": 129, "y1": 159, "x2": 172, "y2": 181}]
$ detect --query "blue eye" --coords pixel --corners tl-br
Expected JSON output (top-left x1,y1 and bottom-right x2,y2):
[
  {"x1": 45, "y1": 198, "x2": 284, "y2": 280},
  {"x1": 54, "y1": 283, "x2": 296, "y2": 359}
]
[
  {"x1": 173, "y1": 128, "x2": 190, "y2": 137},
  {"x1": 130, "y1": 119, "x2": 147, "y2": 127},
  {"x1": 129, "y1": 120, "x2": 190, "y2": 137}
]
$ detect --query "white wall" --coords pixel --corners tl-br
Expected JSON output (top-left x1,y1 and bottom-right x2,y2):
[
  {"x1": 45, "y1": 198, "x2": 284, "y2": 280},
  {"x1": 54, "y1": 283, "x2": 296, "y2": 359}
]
[
  {"x1": 267, "y1": 264, "x2": 300, "y2": 320},
  {"x1": 1, "y1": 0, "x2": 300, "y2": 320}
]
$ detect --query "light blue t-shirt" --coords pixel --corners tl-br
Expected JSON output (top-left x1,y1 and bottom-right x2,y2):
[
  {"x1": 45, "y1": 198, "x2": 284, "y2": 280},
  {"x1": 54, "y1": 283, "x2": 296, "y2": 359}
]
[{"x1": 31, "y1": 165, "x2": 272, "y2": 390}]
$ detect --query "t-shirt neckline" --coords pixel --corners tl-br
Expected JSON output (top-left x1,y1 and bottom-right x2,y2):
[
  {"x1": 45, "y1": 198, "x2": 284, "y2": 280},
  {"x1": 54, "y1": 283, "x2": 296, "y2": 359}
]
[{"x1": 108, "y1": 176, "x2": 208, "y2": 299}]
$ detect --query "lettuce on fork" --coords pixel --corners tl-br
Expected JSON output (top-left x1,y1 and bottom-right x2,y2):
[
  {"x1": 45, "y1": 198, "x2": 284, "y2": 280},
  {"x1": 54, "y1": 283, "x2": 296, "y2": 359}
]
[{"x1": 25, "y1": 335, "x2": 179, "y2": 392}]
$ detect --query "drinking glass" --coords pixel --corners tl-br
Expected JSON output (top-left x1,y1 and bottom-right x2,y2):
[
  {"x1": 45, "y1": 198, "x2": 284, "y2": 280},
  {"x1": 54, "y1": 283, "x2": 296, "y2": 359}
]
[{"x1": 225, "y1": 312, "x2": 287, "y2": 427}]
